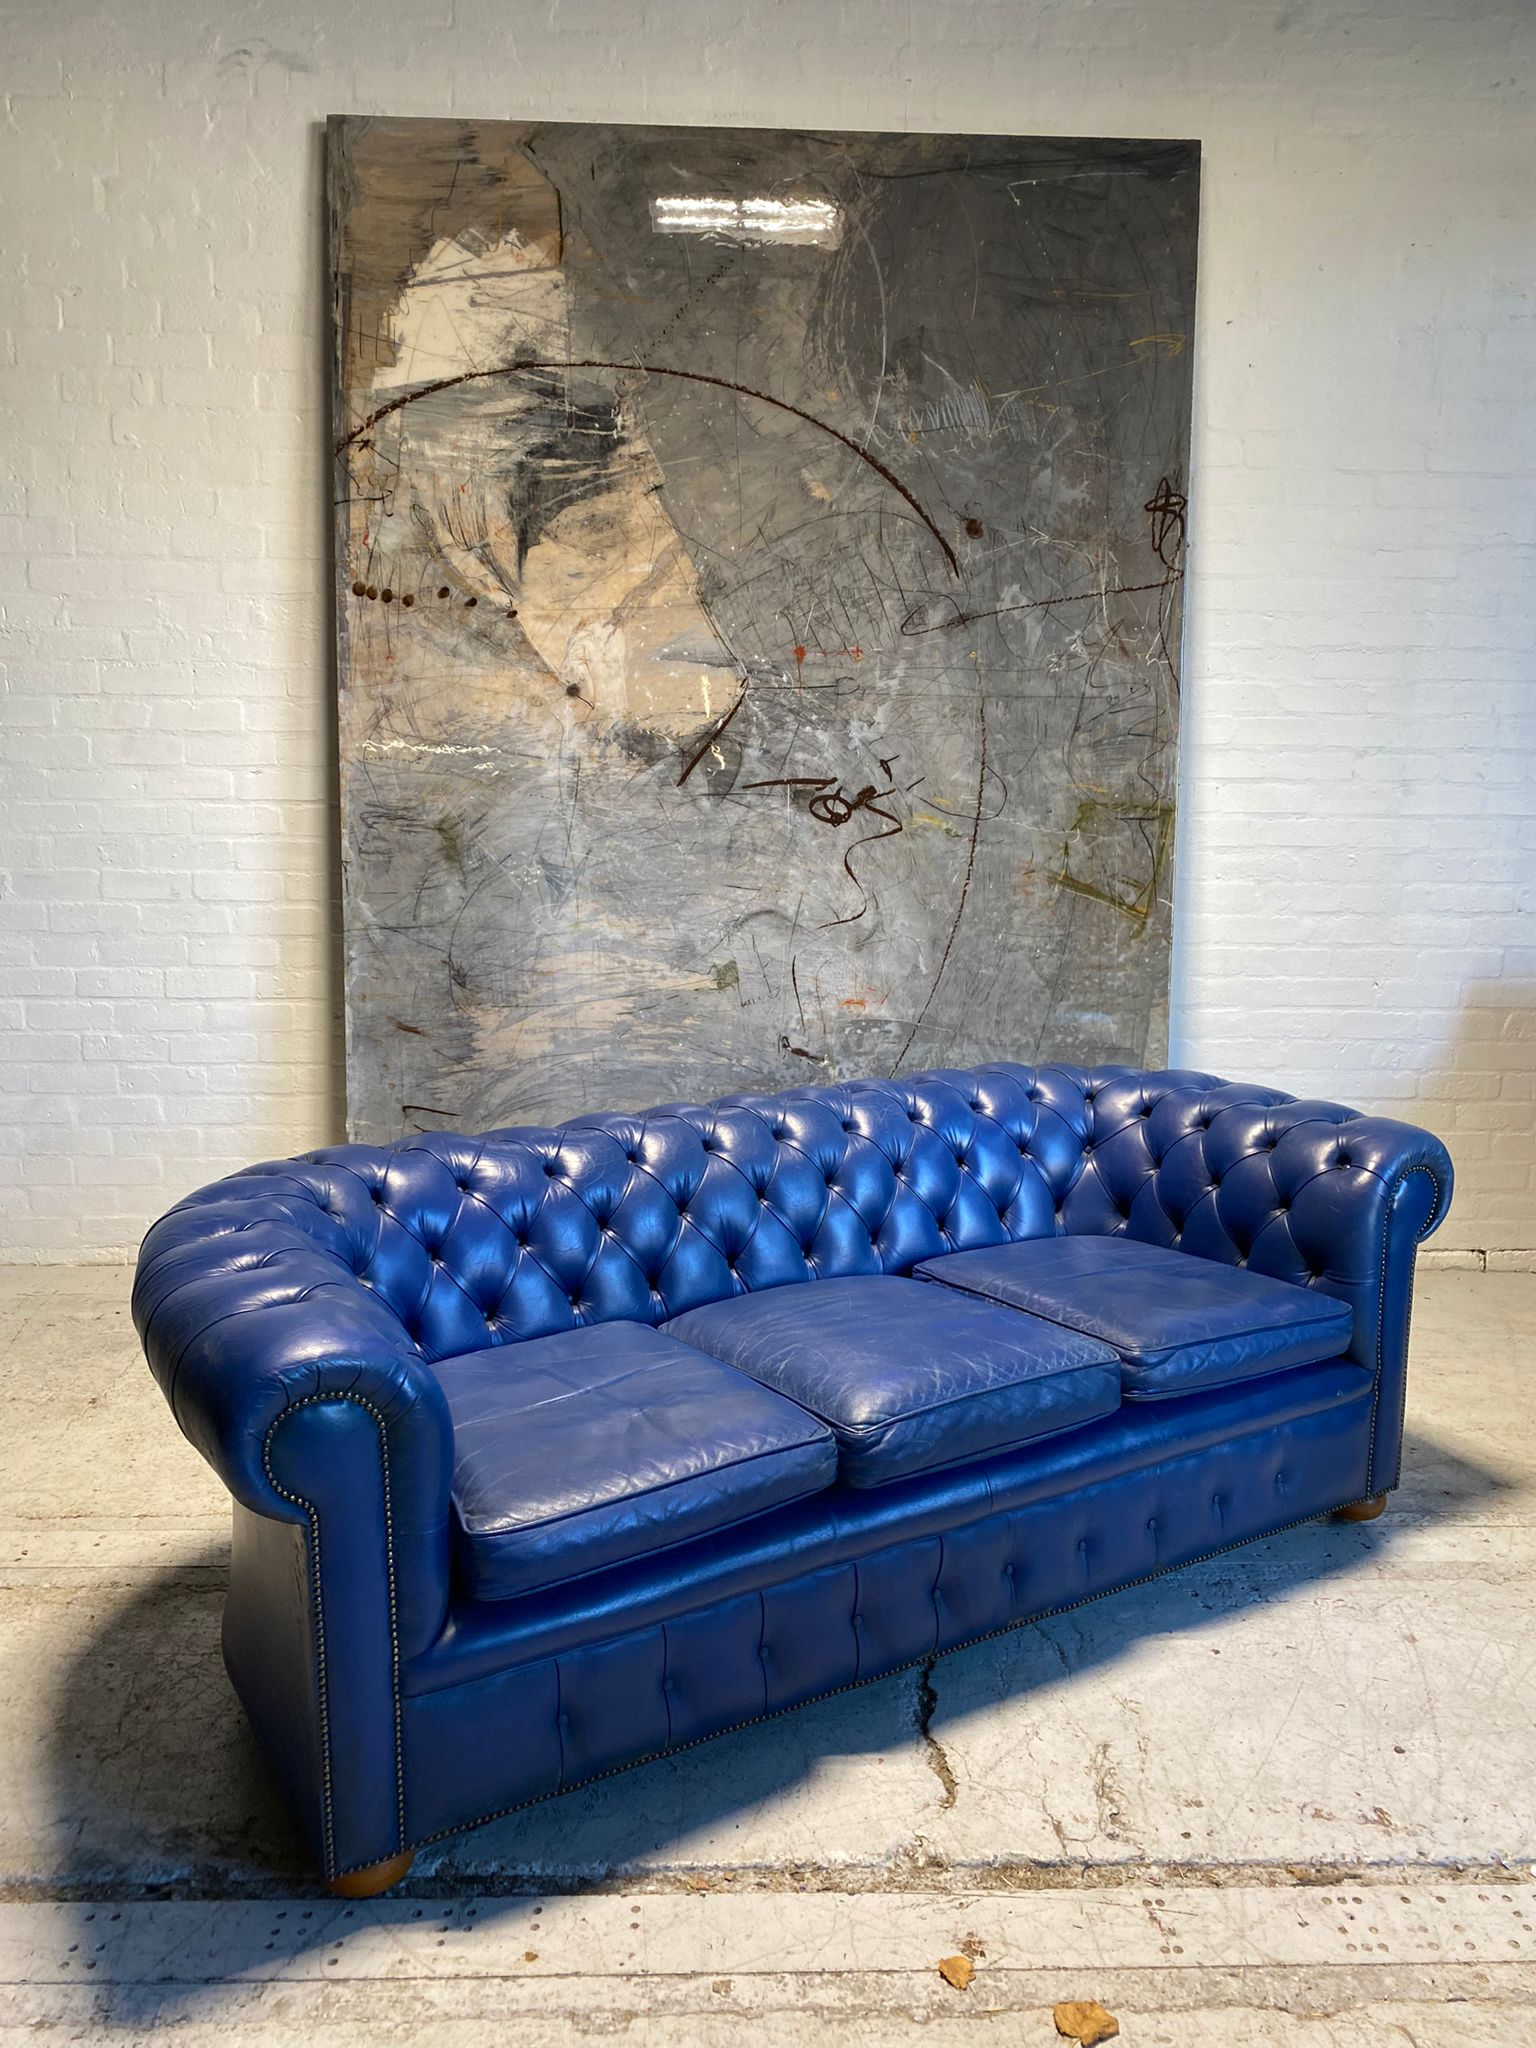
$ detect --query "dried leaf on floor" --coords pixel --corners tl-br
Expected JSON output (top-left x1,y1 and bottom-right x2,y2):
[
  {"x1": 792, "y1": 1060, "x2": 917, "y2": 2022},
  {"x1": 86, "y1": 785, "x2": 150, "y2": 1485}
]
[
  {"x1": 1054, "y1": 1998, "x2": 1120, "y2": 2044},
  {"x1": 937, "y1": 1954, "x2": 975, "y2": 1991}
]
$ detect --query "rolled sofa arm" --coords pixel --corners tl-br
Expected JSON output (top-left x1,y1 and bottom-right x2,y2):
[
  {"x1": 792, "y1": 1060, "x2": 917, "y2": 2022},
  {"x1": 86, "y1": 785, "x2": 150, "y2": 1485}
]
[
  {"x1": 132, "y1": 1168, "x2": 454, "y2": 1656},
  {"x1": 1044, "y1": 1066, "x2": 1455, "y2": 1497}
]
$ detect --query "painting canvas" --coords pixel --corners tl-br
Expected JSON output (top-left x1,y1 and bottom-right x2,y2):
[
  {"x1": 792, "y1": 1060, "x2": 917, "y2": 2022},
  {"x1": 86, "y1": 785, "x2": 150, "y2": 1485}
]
[{"x1": 328, "y1": 117, "x2": 1198, "y2": 1142}]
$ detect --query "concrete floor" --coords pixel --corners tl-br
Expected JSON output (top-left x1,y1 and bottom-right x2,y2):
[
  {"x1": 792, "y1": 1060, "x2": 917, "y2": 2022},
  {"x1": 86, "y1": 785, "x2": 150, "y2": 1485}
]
[{"x1": 0, "y1": 1268, "x2": 1531, "y2": 2044}]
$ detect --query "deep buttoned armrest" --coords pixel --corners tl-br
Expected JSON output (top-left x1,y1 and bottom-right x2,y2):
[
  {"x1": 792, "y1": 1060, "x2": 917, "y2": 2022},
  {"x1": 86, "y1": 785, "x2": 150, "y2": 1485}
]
[{"x1": 133, "y1": 1181, "x2": 455, "y2": 1656}]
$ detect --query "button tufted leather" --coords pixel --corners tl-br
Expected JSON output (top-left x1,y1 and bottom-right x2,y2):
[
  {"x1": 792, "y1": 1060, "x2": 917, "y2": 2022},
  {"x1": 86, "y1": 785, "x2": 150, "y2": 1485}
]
[
  {"x1": 133, "y1": 1060, "x2": 1454, "y2": 1881},
  {"x1": 428, "y1": 1322, "x2": 835, "y2": 1601},
  {"x1": 132, "y1": 1060, "x2": 1456, "y2": 1527},
  {"x1": 665, "y1": 1276, "x2": 1121, "y2": 1487},
  {"x1": 916, "y1": 1236, "x2": 1354, "y2": 1400}
]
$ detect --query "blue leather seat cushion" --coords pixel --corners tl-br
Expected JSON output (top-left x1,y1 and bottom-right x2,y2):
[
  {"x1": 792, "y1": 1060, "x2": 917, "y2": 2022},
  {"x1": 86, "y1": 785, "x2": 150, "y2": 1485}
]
[
  {"x1": 663, "y1": 1276, "x2": 1122, "y2": 1488},
  {"x1": 915, "y1": 1236, "x2": 1354, "y2": 1400},
  {"x1": 426, "y1": 1322, "x2": 837, "y2": 1601}
]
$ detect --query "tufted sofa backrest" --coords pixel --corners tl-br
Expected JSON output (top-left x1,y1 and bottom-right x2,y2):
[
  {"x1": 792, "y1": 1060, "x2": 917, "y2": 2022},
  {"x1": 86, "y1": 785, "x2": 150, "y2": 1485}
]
[{"x1": 176, "y1": 1062, "x2": 1391, "y2": 1366}]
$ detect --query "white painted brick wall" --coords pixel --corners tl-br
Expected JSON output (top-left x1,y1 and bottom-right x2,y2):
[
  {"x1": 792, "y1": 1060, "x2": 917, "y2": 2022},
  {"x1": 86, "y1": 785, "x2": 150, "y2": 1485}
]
[{"x1": 1, "y1": 0, "x2": 1532, "y2": 1259}]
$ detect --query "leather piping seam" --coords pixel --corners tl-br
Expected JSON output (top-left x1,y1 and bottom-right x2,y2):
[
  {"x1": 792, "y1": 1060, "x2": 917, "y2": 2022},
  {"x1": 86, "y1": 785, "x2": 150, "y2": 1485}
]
[
  {"x1": 368, "y1": 1488, "x2": 1382, "y2": 1878},
  {"x1": 1365, "y1": 1163, "x2": 1443, "y2": 1496},
  {"x1": 261, "y1": 1391, "x2": 405, "y2": 1877}
]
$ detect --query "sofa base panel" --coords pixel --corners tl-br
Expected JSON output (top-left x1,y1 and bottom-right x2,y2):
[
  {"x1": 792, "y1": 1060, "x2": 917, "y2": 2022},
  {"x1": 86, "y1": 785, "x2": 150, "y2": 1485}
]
[
  {"x1": 399, "y1": 1395, "x2": 1375, "y2": 1854},
  {"x1": 412, "y1": 1357, "x2": 1372, "y2": 1695}
]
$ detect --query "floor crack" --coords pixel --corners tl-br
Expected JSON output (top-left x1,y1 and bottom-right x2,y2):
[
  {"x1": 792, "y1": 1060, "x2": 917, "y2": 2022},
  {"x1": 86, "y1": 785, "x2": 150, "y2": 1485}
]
[{"x1": 915, "y1": 1656, "x2": 959, "y2": 1810}]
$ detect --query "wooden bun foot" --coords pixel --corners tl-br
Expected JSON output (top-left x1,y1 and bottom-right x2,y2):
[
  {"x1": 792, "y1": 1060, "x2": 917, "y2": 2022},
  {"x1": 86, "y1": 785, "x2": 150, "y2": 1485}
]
[
  {"x1": 1332, "y1": 1493, "x2": 1388, "y2": 1523},
  {"x1": 327, "y1": 1849, "x2": 415, "y2": 1897}
]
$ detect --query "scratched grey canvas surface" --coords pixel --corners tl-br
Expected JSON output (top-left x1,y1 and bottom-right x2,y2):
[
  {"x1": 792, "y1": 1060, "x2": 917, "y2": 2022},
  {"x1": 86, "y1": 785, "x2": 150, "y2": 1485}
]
[{"x1": 328, "y1": 117, "x2": 1197, "y2": 1142}]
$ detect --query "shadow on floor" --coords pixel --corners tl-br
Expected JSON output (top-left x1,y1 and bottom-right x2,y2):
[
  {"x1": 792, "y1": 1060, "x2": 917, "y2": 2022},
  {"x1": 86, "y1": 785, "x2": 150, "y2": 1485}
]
[{"x1": 39, "y1": 1427, "x2": 1510, "y2": 2018}]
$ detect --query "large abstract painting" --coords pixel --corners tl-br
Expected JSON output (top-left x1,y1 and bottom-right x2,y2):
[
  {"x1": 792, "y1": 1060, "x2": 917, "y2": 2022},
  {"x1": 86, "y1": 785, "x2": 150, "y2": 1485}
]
[{"x1": 328, "y1": 117, "x2": 1198, "y2": 1142}]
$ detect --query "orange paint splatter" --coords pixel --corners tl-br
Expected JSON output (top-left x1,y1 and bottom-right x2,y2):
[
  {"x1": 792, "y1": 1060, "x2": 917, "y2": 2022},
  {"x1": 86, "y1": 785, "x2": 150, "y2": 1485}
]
[{"x1": 792, "y1": 643, "x2": 863, "y2": 666}]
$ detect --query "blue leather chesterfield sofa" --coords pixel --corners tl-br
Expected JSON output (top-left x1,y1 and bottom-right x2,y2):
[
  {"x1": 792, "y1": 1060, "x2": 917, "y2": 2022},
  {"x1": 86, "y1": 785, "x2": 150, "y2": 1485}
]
[{"x1": 132, "y1": 1062, "x2": 1452, "y2": 1895}]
